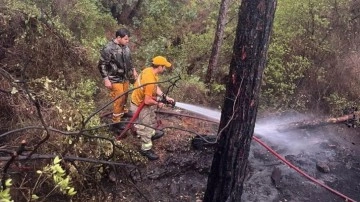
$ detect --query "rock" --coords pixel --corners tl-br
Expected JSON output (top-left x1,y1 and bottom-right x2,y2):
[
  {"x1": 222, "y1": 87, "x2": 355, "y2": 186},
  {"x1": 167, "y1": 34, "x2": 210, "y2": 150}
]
[
  {"x1": 108, "y1": 170, "x2": 116, "y2": 182},
  {"x1": 170, "y1": 181, "x2": 179, "y2": 196},
  {"x1": 316, "y1": 161, "x2": 330, "y2": 173},
  {"x1": 271, "y1": 167, "x2": 281, "y2": 188}
]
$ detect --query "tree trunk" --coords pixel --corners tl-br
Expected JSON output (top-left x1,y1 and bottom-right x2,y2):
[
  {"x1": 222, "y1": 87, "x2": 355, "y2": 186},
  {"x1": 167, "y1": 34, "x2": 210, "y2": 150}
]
[
  {"x1": 106, "y1": 0, "x2": 143, "y2": 25},
  {"x1": 203, "y1": 1, "x2": 277, "y2": 202},
  {"x1": 205, "y1": 0, "x2": 231, "y2": 84},
  {"x1": 117, "y1": 0, "x2": 143, "y2": 25}
]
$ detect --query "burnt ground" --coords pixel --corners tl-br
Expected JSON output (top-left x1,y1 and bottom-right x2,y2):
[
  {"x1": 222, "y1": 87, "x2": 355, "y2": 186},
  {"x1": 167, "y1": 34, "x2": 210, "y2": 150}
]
[{"x1": 102, "y1": 110, "x2": 360, "y2": 202}]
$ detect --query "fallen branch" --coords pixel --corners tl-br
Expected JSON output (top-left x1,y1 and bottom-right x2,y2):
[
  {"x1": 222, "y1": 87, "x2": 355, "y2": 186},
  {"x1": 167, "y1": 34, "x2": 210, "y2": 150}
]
[
  {"x1": 1, "y1": 140, "x2": 27, "y2": 189},
  {"x1": 277, "y1": 111, "x2": 360, "y2": 132},
  {"x1": 0, "y1": 154, "x2": 136, "y2": 169}
]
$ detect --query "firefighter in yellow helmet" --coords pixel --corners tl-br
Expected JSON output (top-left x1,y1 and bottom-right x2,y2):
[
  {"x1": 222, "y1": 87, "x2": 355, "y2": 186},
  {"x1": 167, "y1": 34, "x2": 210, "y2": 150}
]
[{"x1": 131, "y1": 56, "x2": 174, "y2": 160}]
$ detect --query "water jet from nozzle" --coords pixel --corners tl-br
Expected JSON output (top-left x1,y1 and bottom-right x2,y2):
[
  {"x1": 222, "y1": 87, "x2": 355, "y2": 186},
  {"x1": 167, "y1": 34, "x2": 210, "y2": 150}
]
[
  {"x1": 174, "y1": 102, "x2": 328, "y2": 155},
  {"x1": 174, "y1": 102, "x2": 221, "y2": 122}
]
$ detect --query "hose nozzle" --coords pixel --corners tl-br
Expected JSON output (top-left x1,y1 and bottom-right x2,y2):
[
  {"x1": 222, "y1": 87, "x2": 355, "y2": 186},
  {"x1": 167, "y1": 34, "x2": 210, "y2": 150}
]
[
  {"x1": 167, "y1": 100, "x2": 176, "y2": 108},
  {"x1": 157, "y1": 94, "x2": 175, "y2": 108}
]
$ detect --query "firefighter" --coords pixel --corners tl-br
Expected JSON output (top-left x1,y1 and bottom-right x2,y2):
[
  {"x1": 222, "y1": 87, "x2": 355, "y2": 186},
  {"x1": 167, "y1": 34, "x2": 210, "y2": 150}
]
[
  {"x1": 131, "y1": 56, "x2": 175, "y2": 160},
  {"x1": 98, "y1": 28, "x2": 138, "y2": 132}
]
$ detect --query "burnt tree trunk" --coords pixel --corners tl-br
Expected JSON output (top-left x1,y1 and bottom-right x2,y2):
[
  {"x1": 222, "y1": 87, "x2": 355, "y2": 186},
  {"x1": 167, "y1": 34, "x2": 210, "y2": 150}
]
[
  {"x1": 205, "y1": 0, "x2": 231, "y2": 84},
  {"x1": 203, "y1": 1, "x2": 277, "y2": 202}
]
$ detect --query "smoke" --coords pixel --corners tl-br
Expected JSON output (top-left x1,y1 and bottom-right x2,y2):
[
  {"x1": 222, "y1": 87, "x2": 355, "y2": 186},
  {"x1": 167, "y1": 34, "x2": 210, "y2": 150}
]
[
  {"x1": 254, "y1": 113, "x2": 329, "y2": 155},
  {"x1": 175, "y1": 102, "x2": 331, "y2": 155}
]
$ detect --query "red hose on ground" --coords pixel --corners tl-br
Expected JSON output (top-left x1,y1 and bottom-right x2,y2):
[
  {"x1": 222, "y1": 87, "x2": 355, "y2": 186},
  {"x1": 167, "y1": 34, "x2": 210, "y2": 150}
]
[
  {"x1": 113, "y1": 106, "x2": 356, "y2": 200},
  {"x1": 116, "y1": 102, "x2": 145, "y2": 140},
  {"x1": 253, "y1": 136, "x2": 357, "y2": 202}
]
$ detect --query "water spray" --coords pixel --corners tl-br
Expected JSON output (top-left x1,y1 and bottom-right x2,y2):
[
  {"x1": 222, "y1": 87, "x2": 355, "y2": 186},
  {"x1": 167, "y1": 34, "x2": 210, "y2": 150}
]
[
  {"x1": 170, "y1": 102, "x2": 356, "y2": 201},
  {"x1": 174, "y1": 102, "x2": 221, "y2": 122}
]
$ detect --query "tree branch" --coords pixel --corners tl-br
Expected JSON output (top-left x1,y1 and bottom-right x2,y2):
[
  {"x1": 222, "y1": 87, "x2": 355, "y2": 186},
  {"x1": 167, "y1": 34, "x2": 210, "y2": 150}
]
[
  {"x1": 0, "y1": 154, "x2": 136, "y2": 169},
  {"x1": 1, "y1": 140, "x2": 26, "y2": 189}
]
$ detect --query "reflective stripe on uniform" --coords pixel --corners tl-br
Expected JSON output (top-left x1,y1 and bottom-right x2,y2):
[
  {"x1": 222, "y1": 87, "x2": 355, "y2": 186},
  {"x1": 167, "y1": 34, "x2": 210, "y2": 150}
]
[
  {"x1": 135, "y1": 122, "x2": 155, "y2": 151},
  {"x1": 113, "y1": 113, "x2": 124, "y2": 117},
  {"x1": 141, "y1": 141, "x2": 153, "y2": 151}
]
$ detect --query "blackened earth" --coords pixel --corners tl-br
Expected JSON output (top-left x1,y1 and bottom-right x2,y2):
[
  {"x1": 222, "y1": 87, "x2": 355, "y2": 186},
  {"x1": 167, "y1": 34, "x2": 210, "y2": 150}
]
[{"x1": 101, "y1": 110, "x2": 360, "y2": 202}]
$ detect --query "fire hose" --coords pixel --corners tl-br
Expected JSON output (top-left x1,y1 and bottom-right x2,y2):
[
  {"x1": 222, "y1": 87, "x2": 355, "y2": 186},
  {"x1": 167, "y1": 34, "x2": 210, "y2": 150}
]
[
  {"x1": 253, "y1": 136, "x2": 357, "y2": 202},
  {"x1": 156, "y1": 110, "x2": 357, "y2": 201},
  {"x1": 113, "y1": 99, "x2": 356, "y2": 201},
  {"x1": 116, "y1": 95, "x2": 175, "y2": 140},
  {"x1": 116, "y1": 101, "x2": 145, "y2": 140}
]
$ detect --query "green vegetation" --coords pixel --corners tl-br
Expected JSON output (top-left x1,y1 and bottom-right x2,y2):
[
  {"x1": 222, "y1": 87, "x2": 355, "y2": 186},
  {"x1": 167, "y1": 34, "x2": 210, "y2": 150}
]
[
  {"x1": 0, "y1": 0, "x2": 360, "y2": 200},
  {"x1": 261, "y1": 0, "x2": 360, "y2": 113},
  {"x1": 32, "y1": 156, "x2": 77, "y2": 201},
  {"x1": 0, "y1": 179, "x2": 13, "y2": 202}
]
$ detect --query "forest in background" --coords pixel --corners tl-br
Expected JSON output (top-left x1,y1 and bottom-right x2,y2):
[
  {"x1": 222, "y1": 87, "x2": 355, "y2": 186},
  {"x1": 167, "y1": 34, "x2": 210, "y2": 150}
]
[{"x1": 1, "y1": 0, "x2": 360, "y2": 201}]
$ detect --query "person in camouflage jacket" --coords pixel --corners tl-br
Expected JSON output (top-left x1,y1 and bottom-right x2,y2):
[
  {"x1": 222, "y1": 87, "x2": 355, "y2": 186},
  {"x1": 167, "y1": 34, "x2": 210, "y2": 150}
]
[{"x1": 98, "y1": 28, "x2": 138, "y2": 129}]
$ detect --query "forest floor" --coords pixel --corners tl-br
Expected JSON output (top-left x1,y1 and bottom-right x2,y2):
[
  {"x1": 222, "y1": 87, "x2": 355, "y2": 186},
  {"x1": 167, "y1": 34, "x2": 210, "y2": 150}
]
[{"x1": 101, "y1": 109, "x2": 360, "y2": 202}]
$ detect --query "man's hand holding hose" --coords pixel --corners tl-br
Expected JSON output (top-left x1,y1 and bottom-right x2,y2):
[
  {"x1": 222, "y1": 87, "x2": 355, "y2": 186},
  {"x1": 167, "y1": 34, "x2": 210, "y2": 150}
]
[
  {"x1": 155, "y1": 94, "x2": 175, "y2": 108},
  {"x1": 163, "y1": 94, "x2": 175, "y2": 106}
]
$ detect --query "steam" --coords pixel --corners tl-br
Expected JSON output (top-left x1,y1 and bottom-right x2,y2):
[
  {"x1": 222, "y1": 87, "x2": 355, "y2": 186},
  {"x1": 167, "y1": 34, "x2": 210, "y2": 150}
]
[
  {"x1": 254, "y1": 113, "x2": 329, "y2": 155},
  {"x1": 175, "y1": 102, "x2": 330, "y2": 155}
]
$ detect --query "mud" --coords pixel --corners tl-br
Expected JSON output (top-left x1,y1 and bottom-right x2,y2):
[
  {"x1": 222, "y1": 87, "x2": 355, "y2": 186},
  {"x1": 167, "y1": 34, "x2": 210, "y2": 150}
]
[{"x1": 105, "y1": 110, "x2": 360, "y2": 202}]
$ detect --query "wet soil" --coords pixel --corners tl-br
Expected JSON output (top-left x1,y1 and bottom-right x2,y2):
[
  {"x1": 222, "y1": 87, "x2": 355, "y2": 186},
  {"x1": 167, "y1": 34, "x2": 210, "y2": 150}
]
[{"x1": 105, "y1": 110, "x2": 360, "y2": 202}]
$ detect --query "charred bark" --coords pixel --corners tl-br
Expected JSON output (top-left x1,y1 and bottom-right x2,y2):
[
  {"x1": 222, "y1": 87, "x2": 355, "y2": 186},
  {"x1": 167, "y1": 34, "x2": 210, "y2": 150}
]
[{"x1": 203, "y1": 1, "x2": 277, "y2": 202}]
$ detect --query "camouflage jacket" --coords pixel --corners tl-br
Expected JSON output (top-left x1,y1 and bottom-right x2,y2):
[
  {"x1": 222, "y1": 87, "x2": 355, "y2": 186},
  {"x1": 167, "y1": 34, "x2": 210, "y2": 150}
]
[{"x1": 98, "y1": 40, "x2": 134, "y2": 83}]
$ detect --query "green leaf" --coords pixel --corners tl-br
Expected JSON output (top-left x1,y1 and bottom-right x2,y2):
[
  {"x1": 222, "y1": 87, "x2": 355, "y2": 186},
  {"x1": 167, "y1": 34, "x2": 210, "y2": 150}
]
[
  {"x1": 59, "y1": 177, "x2": 70, "y2": 188},
  {"x1": 67, "y1": 187, "x2": 77, "y2": 196},
  {"x1": 53, "y1": 156, "x2": 61, "y2": 164},
  {"x1": 53, "y1": 175, "x2": 59, "y2": 183},
  {"x1": 5, "y1": 179, "x2": 12, "y2": 187},
  {"x1": 31, "y1": 194, "x2": 39, "y2": 200},
  {"x1": 52, "y1": 164, "x2": 65, "y2": 175}
]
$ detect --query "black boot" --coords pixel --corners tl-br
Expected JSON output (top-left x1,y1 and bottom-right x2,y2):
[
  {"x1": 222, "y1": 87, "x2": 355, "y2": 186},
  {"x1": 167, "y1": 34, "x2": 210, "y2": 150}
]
[
  {"x1": 124, "y1": 110, "x2": 134, "y2": 118},
  {"x1": 140, "y1": 149, "x2": 159, "y2": 160},
  {"x1": 151, "y1": 130, "x2": 164, "y2": 141},
  {"x1": 109, "y1": 122, "x2": 126, "y2": 133}
]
